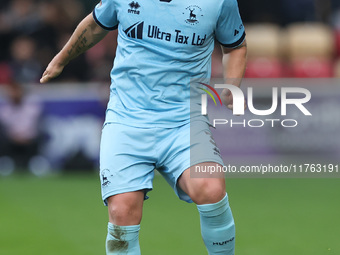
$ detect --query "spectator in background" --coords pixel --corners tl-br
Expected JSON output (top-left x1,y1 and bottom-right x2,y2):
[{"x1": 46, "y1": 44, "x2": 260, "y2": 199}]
[
  {"x1": 0, "y1": 81, "x2": 43, "y2": 171},
  {"x1": 0, "y1": 0, "x2": 91, "y2": 83},
  {"x1": 0, "y1": 0, "x2": 41, "y2": 61},
  {"x1": 0, "y1": 0, "x2": 42, "y2": 35},
  {"x1": 10, "y1": 36, "x2": 42, "y2": 83}
]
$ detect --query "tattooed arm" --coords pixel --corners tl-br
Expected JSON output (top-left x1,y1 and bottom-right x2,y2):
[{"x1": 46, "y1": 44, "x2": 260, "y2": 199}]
[{"x1": 40, "y1": 14, "x2": 108, "y2": 83}]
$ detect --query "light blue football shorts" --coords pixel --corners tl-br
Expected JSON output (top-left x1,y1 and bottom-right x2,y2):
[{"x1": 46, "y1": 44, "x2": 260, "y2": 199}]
[{"x1": 99, "y1": 120, "x2": 224, "y2": 205}]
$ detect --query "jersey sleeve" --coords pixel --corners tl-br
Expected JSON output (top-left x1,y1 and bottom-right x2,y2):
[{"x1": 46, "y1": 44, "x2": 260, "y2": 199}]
[
  {"x1": 92, "y1": 0, "x2": 118, "y2": 30},
  {"x1": 215, "y1": 0, "x2": 245, "y2": 48}
]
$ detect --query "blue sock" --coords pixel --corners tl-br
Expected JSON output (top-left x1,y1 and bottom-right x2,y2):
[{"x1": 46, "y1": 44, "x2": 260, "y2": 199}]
[
  {"x1": 197, "y1": 194, "x2": 235, "y2": 255},
  {"x1": 106, "y1": 223, "x2": 141, "y2": 255}
]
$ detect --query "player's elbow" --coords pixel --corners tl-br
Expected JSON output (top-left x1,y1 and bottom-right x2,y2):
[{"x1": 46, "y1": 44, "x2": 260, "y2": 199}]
[
  {"x1": 221, "y1": 40, "x2": 247, "y2": 60},
  {"x1": 232, "y1": 40, "x2": 247, "y2": 56},
  {"x1": 83, "y1": 13, "x2": 108, "y2": 37},
  {"x1": 227, "y1": 41, "x2": 247, "y2": 63}
]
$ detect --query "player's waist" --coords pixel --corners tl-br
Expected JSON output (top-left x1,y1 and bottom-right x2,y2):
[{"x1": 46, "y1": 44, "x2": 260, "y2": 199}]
[{"x1": 104, "y1": 107, "x2": 190, "y2": 128}]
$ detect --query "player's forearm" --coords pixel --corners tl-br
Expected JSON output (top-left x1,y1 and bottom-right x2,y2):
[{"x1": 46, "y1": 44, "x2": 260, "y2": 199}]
[
  {"x1": 222, "y1": 41, "x2": 247, "y2": 87},
  {"x1": 56, "y1": 14, "x2": 108, "y2": 66},
  {"x1": 40, "y1": 14, "x2": 108, "y2": 83}
]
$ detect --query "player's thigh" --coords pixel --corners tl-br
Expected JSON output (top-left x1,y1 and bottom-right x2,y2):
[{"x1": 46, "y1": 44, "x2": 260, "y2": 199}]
[
  {"x1": 178, "y1": 162, "x2": 226, "y2": 205},
  {"x1": 159, "y1": 120, "x2": 225, "y2": 203},
  {"x1": 100, "y1": 123, "x2": 155, "y2": 225},
  {"x1": 107, "y1": 191, "x2": 145, "y2": 226}
]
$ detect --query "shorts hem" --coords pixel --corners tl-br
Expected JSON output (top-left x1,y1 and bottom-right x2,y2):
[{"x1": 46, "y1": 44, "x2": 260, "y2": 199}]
[
  {"x1": 190, "y1": 158, "x2": 225, "y2": 168},
  {"x1": 102, "y1": 186, "x2": 153, "y2": 206}
]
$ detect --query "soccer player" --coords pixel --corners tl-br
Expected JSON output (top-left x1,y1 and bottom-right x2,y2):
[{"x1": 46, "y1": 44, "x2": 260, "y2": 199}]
[{"x1": 40, "y1": 0, "x2": 247, "y2": 254}]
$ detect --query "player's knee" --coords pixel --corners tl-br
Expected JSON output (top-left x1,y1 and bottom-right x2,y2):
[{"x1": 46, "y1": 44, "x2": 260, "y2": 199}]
[
  {"x1": 107, "y1": 194, "x2": 143, "y2": 225},
  {"x1": 188, "y1": 179, "x2": 226, "y2": 205},
  {"x1": 109, "y1": 202, "x2": 142, "y2": 225}
]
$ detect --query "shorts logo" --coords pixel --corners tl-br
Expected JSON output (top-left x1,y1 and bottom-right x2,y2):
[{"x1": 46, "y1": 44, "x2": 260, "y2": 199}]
[
  {"x1": 205, "y1": 131, "x2": 221, "y2": 156},
  {"x1": 213, "y1": 147, "x2": 221, "y2": 156},
  {"x1": 183, "y1": 5, "x2": 203, "y2": 25},
  {"x1": 101, "y1": 169, "x2": 111, "y2": 187},
  {"x1": 128, "y1": 1, "x2": 141, "y2": 15}
]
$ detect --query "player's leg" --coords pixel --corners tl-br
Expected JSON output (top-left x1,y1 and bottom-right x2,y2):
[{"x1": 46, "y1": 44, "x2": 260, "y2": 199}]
[
  {"x1": 100, "y1": 123, "x2": 156, "y2": 255},
  {"x1": 158, "y1": 119, "x2": 235, "y2": 254},
  {"x1": 178, "y1": 166, "x2": 235, "y2": 255},
  {"x1": 105, "y1": 191, "x2": 144, "y2": 255},
  {"x1": 157, "y1": 121, "x2": 235, "y2": 254}
]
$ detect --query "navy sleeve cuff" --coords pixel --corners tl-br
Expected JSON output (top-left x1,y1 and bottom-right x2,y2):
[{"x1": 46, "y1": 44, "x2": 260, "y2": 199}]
[
  {"x1": 218, "y1": 31, "x2": 246, "y2": 48},
  {"x1": 92, "y1": 10, "x2": 118, "y2": 31}
]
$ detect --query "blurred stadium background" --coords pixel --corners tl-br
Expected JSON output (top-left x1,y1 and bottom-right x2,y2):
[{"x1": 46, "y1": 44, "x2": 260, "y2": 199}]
[{"x1": 0, "y1": 0, "x2": 340, "y2": 254}]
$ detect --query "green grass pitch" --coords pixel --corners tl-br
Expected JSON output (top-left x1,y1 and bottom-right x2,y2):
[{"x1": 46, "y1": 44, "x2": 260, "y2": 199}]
[{"x1": 0, "y1": 174, "x2": 339, "y2": 254}]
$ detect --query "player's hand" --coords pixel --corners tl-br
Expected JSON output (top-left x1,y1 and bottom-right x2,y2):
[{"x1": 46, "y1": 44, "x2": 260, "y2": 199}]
[
  {"x1": 220, "y1": 88, "x2": 247, "y2": 111},
  {"x1": 40, "y1": 56, "x2": 65, "y2": 83}
]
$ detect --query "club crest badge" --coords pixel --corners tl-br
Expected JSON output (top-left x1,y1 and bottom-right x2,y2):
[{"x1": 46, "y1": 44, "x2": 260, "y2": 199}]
[{"x1": 183, "y1": 5, "x2": 203, "y2": 25}]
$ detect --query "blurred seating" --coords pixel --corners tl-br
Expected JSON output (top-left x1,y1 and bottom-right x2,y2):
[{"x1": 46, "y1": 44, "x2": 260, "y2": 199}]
[
  {"x1": 244, "y1": 22, "x2": 337, "y2": 78},
  {"x1": 290, "y1": 58, "x2": 333, "y2": 78},
  {"x1": 245, "y1": 24, "x2": 282, "y2": 59},
  {"x1": 244, "y1": 24, "x2": 284, "y2": 78},
  {"x1": 245, "y1": 58, "x2": 284, "y2": 78},
  {"x1": 334, "y1": 59, "x2": 340, "y2": 77},
  {"x1": 285, "y1": 23, "x2": 335, "y2": 78},
  {"x1": 285, "y1": 23, "x2": 334, "y2": 60},
  {"x1": 335, "y1": 29, "x2": 340, "y2": 57}
]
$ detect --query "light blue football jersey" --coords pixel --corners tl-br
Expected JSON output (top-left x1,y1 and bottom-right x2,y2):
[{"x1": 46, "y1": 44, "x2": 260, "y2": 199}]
[{"x1": 93, "y1": 0, "x2": 245, "y2": 128}]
